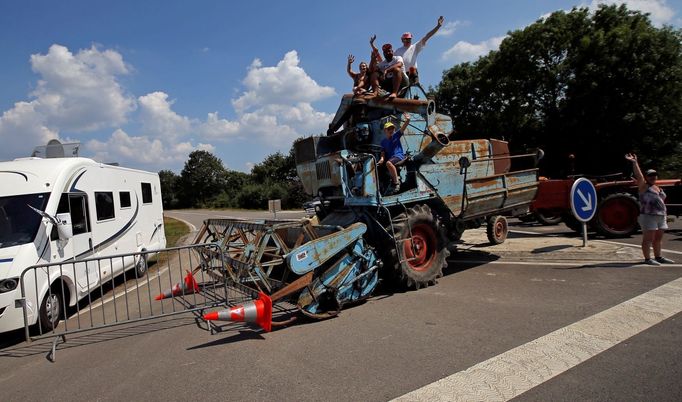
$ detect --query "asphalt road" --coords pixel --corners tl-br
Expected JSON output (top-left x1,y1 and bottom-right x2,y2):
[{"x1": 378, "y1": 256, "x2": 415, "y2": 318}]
[{"x1": 0, "y1": 210, "x2": 680, "y2": 401}]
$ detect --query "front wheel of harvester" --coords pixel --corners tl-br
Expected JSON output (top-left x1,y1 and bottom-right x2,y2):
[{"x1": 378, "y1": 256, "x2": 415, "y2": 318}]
[
  {"x1": 486, "y1": 215, "x2": 508, "y2": 245},
  {"x1": 594, "y1": 193, "x2": 640, "y2": 237},
  {"x1": 390, "y1": 204, "x2": 449, "y2": 290},
  {"x1": 38, "y1": 286, "x2": 64, "y2": 333}
]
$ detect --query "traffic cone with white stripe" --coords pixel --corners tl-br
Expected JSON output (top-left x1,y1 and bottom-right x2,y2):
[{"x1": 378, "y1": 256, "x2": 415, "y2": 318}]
[
  {"x1": 155, "y1": 271, "x2": 200, "y2": 300},
  {"x1": 203, "y1": 292, "x2": 272, "y2": 332}
]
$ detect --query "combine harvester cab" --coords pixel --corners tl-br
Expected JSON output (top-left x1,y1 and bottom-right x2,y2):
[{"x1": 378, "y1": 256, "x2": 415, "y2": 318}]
[{"x1": 198, "y1": 86, "x2": 540, "y2": 331}]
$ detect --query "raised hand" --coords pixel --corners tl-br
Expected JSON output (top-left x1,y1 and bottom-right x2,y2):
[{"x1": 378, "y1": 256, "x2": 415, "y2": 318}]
[
  {"x1": 437, "y1": 16, "x2": 444, "y2": 26},
  {"x1": 348, "y1": 54, "x2": 355, "y2": 64},
  {"x1": 625, "y1": 153, "x2": 637, "y2": 162}
]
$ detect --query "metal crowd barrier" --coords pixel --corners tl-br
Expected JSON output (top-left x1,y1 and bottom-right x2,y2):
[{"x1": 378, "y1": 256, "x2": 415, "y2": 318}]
[{"x1": 18, "y1": 243, "x2": 248, "y2": 361}]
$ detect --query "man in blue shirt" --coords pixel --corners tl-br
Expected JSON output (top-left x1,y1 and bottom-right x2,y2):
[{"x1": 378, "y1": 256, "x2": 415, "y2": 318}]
[{"x1": 379, "y1": 113, "x2": 410, "y2": 195}]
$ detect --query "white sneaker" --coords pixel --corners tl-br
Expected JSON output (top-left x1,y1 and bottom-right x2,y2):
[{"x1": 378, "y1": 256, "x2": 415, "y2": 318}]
[
  {"x1": 656, "y1": 256, "x2": 675, "y2": 264},
  {"x1": 644, "y1": 258, "x2": 661, "y2": 266}
]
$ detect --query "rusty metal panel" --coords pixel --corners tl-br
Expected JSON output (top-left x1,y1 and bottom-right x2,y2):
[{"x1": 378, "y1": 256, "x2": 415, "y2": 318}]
[{"x1": 490, "y1": 139, "x2": 511, "y2": 174}]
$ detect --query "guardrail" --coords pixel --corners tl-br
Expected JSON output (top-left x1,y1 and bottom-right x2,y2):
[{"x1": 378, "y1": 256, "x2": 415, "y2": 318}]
[{"x1": 18, "y1": 243, "x2": 245, "y2": 361}]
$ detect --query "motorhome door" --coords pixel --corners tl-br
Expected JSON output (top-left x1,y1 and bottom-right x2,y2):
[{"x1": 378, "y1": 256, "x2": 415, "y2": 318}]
[{"x1": 56, "y1": 194, "x2": 98, "y2": 290}]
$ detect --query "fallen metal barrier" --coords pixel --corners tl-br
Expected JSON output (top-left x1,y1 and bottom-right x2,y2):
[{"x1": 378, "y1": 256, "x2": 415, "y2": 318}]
[{"x1": 18, "y1": 243, "x2": 241, "y2": 361}]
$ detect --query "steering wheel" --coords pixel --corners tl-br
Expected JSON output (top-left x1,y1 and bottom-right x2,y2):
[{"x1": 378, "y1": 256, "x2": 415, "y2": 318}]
[{"x1": 355, "y1": 143, "x2": 384, "y2": 155}]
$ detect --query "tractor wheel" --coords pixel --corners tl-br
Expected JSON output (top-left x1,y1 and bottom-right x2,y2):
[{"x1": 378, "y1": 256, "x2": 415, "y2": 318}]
[
  {"x1": 594, "y1": 193, "x2": 640, "y2": 237},
  {"x1": 517, "y1": 213, "x2": 537, "y2": 223},
  {"x1": 562, "y1": 213, "x2": 584, "y2": 233},
  {"x1": 389, "y1": 204, "x2": 449, "y2": 290},
  {"x1": 535, "y1": 210, "x2": 563, "y2": 226},
  {"x1": 486, "y1": 215, "x2": 508, "y2": 245}
]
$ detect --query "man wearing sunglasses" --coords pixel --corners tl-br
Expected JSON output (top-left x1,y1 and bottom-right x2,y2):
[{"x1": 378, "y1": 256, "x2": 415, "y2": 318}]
[{"x1": 394, "y1": 16, "x2": 445, "y2": 74}]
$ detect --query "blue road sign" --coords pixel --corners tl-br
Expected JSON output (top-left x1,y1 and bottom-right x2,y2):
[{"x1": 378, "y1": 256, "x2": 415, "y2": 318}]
[{"x1": 570, "y1": 178, "x2": 597, "y2": 222}]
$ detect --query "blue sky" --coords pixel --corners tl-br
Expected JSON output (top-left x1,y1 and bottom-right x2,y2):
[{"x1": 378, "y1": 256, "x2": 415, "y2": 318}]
[{"x1": 1, "y1": 0, "x2": 680, "y2": 173}]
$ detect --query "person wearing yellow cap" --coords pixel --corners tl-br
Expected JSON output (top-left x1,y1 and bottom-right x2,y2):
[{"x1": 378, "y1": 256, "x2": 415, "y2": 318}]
[
  {"x1": 394, "y1": 16, "x2": 444, "y2": 73},
  {"x1": 379, "y1": 113, "x2": 411, "y2": 195}
]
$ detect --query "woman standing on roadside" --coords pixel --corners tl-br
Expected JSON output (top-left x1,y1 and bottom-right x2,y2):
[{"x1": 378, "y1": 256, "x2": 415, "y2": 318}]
[{"x1": 625, "y1": 153, "x2": 674, "y2": 266}]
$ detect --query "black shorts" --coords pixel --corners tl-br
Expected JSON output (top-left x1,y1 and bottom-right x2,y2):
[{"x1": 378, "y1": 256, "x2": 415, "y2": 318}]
[{"x1": 380, "y1": 72, "x2": 409, "y2": 93}]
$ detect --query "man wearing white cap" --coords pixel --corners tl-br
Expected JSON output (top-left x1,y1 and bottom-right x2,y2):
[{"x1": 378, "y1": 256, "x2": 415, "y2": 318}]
[{"x1": 394, "y1": 16, "x2": 445, "y2": 73}]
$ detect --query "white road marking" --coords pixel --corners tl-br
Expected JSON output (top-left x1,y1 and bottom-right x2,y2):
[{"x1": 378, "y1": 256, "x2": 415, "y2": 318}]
[
  {"x1": 511, "y1": 229, "x2": 682, "y2": 256},
  {"x1": 595, "y1": 239, "x2": 682, "y2": 256},
  {"x1": 393, "y1": 276, "x2": 682, "y2": 402},
  {"x1": 451, "y1": 259, "x2": 682, "y2": 267}
]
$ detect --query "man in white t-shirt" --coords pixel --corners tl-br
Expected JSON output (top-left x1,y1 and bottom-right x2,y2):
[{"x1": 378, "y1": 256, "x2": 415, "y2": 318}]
[
  {"x1": 370, "y1": 43, "x2": 408, "y2": 99},
  {"x1": 394, "y1": 16, "x2": 445, "y2": 74}
]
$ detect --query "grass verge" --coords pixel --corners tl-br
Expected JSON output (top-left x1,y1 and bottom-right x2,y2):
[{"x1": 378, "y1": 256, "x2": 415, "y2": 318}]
[{"x1": 164, "y1": 216, "x2": 191, "y2": 247}]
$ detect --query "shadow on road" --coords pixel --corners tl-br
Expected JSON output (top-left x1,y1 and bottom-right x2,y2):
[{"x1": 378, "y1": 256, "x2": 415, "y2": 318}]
[
  {"x1": 553, "y1": 262, "x2": 641, "y2": 270},
  {"x1": 0, "y1": 316, "x2": 198, "y2": 360},
  {"x1": 187, "y1": 329, "x2": 264, "y2": 350},
  {"x1": 532, "y1": 245, "x2": 574, "y2": 253}
]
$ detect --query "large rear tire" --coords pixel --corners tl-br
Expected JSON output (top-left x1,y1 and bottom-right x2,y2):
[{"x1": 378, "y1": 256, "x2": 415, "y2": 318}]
[
  {"x1": 594, "y1": 193, "x2": 640, "y2": 237},
  {"x1": 389, "y1": 204, "x2": 449, "y2": 289}
]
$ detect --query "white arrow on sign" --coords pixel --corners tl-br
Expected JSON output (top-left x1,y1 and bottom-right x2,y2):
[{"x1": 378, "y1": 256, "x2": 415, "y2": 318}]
[{"x1": 577, "y1": 189, "x2": 593, "y2": 212}]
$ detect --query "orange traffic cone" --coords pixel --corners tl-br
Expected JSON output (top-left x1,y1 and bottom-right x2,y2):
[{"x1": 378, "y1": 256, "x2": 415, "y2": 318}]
[
  {"x1": 155, "y1": 271, "x2": 200, "y2": 300},
  {"x1": 203, "y1": 292, "x2": 272, "y2": 332}
]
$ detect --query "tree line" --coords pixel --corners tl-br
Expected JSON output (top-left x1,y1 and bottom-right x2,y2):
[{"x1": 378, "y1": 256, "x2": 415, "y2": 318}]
[
  {"x1": 432, "y1": 4, "x2": 682, "y2": 177},
  {"x1": 159, "y1": 147, "x2": 309, "y2": 210},
  {"x1": 161, "y1": 4, "x2": 682, "y2": 210}
]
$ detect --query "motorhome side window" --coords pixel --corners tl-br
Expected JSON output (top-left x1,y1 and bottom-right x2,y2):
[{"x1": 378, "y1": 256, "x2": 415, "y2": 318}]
[
  {"x1": 51, "y1": 193, "x2": 90, "y2": 240},
  {"x1": 95, "y1": 192, "x2": 115, "y2": 221},
  {"x1": 141, "y1": 182, "x2": 152, "y2": 204},
  {"x1": 119, "y1": 191, "x2": 131, "y2": 208}
]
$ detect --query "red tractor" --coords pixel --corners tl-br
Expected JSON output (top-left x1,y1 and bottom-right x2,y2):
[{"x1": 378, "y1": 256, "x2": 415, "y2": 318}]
[{"x1": 525, "y1": 175, "x2": 682, "y2": 237}]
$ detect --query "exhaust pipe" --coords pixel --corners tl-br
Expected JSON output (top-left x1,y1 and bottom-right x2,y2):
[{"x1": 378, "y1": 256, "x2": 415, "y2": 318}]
[{"x1": 413, "y1": 125, "x2": 450, "y2": 164}]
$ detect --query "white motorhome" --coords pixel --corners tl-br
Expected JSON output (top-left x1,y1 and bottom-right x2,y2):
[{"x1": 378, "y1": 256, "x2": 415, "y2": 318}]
[{"x1": 0, "y1": 142, "x2": 166, "y2": 333}]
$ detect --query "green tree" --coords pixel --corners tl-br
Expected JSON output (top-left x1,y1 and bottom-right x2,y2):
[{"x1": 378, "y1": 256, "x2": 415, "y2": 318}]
[
  {"x1": 434, "y1": 5, "x2": 682, "y2": 176},
  {"x1": 158, "y1": 169, "x2": 180, "y2": 209},
  {"x1": 247, "y1": 148, "x2": 309, "y2": 209},
  {"x1": 178, "y1": 150, "x2": 227, "y2": 207}
]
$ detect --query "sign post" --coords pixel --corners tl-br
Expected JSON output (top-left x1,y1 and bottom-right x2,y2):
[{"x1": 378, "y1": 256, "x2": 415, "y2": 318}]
[
  {"x1": 268, "y1": 199, "x2": 282, "y2": 220},
  {"x1": 569, "y1": 178, "x2": 598, "y2": 247}
]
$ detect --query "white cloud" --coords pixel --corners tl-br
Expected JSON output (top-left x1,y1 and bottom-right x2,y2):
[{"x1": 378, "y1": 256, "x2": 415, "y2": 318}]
[
  {"x1": 0, "y1": 101, "x2": 59, "y2": 159},
  {"x1": 138, "y1": 92, "x2": 191, "y2": 139},
  {"x1": 220, "y1": 51, "x2": 336, "y2": 147},
  {"x1": 436, "y1": 21, "x2": 465, "y2": 37},
  {"x1": 442, "y1": 36, "x2": 506, "y2": 63},
  {"x1": 232, "y1": 51, "x2": 335, "y2": 113},
  {"x1": 29, "y1": 44, "x2": 135, "y2": 132},
  {"x1": 86, "y1": 129, "x2": 214, "y2": 169},
  {"x1": 589, "y1": 0, "x2": 675, "y2": 25},
  {"x1": 0, "y1": 44, "x2": 136, "y2": 160},
  {"x1": 197, "y1": 112, "x2": 241, "y2": 139},
  {"x1": 1, "y1": 45, "x2": 334, "y2": 171}
]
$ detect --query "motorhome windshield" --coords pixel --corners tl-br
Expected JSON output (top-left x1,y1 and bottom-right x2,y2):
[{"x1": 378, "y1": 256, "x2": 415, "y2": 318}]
[{"x1": 0, "y1": 193, "x2": 50, "y2": 249}]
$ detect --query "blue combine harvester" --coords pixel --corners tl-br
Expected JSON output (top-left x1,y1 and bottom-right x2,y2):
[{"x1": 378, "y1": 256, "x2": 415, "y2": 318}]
[{"x1": 198, "y1": 85, "x2": 540, "y2": 330}]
